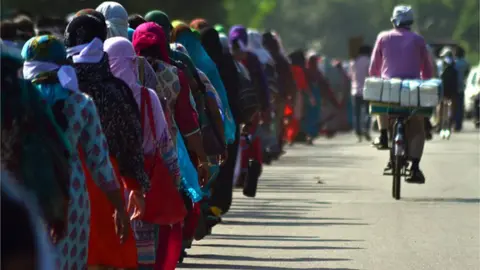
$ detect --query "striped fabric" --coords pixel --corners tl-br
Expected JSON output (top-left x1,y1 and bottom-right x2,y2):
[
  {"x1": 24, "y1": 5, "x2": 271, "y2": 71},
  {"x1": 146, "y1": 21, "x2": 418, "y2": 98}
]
[{"x1": 131, "y1": 220, "x2": 158, "y2": 266}]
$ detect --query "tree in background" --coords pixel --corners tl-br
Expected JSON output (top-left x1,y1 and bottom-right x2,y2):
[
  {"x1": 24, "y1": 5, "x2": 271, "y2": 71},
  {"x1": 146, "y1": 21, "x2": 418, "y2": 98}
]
[
  {"x1": 2, "y1": 0, "x2": 478, "y2": 64},
  {"x1": 263, "y1": 0, "x2": 479, "y2": 64}
]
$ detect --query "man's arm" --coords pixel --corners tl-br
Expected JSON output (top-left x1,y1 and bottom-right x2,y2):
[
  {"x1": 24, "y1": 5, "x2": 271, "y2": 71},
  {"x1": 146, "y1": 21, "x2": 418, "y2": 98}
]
[{"x1": 369, "y1": 34, "x2": 383, "y2": 77}]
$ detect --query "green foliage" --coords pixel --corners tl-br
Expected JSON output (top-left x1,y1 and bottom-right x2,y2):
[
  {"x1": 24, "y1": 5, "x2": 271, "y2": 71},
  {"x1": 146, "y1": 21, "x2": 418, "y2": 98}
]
[
  {"x1": 263, "y1": 0, "x2": 479, "y2": 64},
  {"x1": 223, "y1": 0, "x2": 276, "y2": 29},
  {"x1": 2, "y1": 0, "x2": 478, "y2": 64}
]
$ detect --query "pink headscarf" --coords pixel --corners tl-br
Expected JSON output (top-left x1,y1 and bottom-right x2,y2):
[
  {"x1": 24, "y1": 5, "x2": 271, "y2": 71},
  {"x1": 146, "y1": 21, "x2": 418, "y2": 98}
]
[
  {"x1": 103, "y1": 37, "x2": 138, "y2": 89},
  {"x1": 132, "y1": 22, "x2": 169, "y2": 63},
  {"x1": 104, "y1": 36, "x2": 168, "y2": 154}
]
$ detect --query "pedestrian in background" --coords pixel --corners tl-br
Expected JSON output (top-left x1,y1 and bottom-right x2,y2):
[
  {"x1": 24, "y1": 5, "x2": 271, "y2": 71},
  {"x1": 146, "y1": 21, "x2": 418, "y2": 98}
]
[
  {"x1": 454, "y1": 46, "x2": 470, "y2": 131},
  {"x1": 350, "y1": 45, "x2": 372, "y2": 142}
]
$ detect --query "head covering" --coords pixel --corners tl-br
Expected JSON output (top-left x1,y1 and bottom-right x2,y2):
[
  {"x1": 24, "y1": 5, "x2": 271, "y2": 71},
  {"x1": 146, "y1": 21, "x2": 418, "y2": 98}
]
[
  {"x1": 228, "y1": 25, "x2": 248, "y2": 49},
  {"x1": 262, "y1": 32, "x2": 278, "y2": 51},
  {"x1": 64, "y1": 15, "x2": 106, "y2": 64},
  {"x1": 103, "y1": 37, "x2": 138, "y2": 87},
  {"x1": 75, "y1": 8, "x2": 96, "y2": 17},
  {"x1": 171, "y1": 22, "x2": 192, "y2": 43},
  {"x1": 190, "y1": 18, "x2": 209, "y2": 31},
  {"x1": 173, "y1": 23, "x2": 211, "y2": 71},
  {"x1": 218, "y1": 33, "x2": 229, "y2": 53},
  {"x1": 145, "y1": 10, "x2": 172, "y2": 36},
  {"x1": 127, "y1": 27, "x2": 134, "y2": 41},
  {"x1": 200, "y1": 27, "x2": 225, "y2": 62},
  {"x1": 65, "y1": 14, "x2": 107, "y2": 46},
  {"x1": 22, "y1": 35, "x2": 79, "y2": 92},
  {"x1": 96, "y1": 1, "x2": 129, "y2": 38},
  {"x1": 171, "y1": 20, "x2": 187, "y2": 29},
  {"x1": 247, "y1": 29, "x2": 273, "y2": 64},
  {"x1": 391, "y1": 5, "x2": 414, "y2": 27},
  {"x1": 133, "y1": 22, "x2": 169, "y2": 63},
  {"x1": 214, "y1": 24, "x2": 225, "y2": 34}
]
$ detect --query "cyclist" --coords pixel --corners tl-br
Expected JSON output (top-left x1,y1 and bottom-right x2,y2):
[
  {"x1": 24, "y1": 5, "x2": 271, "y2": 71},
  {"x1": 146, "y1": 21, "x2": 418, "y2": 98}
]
[{"x1": 369, "y1": 5, "x2": 433, "y2": 184}]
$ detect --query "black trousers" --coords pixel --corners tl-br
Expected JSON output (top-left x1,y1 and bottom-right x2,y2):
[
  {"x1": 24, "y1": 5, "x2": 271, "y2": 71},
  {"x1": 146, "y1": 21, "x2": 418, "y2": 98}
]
[{"x1": 209, "y1": 126, "x2": 240, "y2": 214}]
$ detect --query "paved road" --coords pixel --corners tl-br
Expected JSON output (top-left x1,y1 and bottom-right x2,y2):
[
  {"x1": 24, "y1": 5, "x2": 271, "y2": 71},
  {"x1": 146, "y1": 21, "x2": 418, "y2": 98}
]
[{"x1": 178, "y1": 124, "x2": 480, "y2": 270}]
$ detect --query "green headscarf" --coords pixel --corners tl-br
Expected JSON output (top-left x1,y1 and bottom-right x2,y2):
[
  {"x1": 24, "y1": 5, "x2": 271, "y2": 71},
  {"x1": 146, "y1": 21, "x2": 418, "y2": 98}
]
[
  {"x1": 214, "y1": 24, "x2": 225, "y2": 34},
  {"x1": 145, "y1": 10, "x2": 172, "y2": 37}
]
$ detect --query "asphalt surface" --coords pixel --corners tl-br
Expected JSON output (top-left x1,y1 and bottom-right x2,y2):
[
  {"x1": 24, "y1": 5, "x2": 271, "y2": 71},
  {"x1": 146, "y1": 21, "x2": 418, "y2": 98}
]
[{"x1": 178, "y1": 123, "x2": 480, "y2": 270}]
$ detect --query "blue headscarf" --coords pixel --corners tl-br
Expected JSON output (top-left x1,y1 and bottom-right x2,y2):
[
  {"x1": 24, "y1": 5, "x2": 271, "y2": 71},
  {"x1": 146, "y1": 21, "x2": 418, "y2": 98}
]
[
  {"x1": 174, "y1": 27, "x2": 236, "y2": 144},
  {"x1": 21, "y1": 35, "x2": 79, "y2": 104}
]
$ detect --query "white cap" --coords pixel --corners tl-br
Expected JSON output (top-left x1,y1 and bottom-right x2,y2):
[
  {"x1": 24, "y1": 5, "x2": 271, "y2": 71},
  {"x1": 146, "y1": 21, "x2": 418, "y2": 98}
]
[{"x1": 391, "y1": 5, "x2": 414, "y2": 27}]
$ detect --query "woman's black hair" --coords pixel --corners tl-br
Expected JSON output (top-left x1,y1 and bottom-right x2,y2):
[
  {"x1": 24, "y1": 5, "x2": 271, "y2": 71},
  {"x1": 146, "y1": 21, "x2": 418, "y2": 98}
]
[
  {"x1": 0, "y1": 20, "x2": 18, "y2": 40},
  {"x1": 358, "y1": 45, "x2": 372, "y2": 56},
  {"x1": 128, "y1": 14, "x2": 146, "y2": 30}
]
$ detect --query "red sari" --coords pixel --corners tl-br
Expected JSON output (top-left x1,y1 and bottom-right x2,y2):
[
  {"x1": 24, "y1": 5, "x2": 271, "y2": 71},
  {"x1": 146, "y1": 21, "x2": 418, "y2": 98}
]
[{"x1": 285, "y1": 66, "x2": 309, "y2": 144}]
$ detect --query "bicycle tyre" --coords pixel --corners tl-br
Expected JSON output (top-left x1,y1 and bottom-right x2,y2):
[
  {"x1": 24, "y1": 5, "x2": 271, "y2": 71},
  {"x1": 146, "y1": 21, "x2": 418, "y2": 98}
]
[{"x1": 392, "y1": 156, "x2": 402, "y2": 200}]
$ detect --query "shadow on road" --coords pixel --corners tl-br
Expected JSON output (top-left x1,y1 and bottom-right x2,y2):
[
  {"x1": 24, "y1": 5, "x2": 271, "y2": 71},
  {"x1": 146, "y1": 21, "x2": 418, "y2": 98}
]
[
  {"x1": 196, "y1": 243, "x2": 364, "y2": 251},
  {"x1": 207, "y1": 234, "x2": 364, "y2": 243},
  {"x1": 403, "y1": 197, "x2": 480, "y2": 203},
  {"x1": 188, "y1": 254, "x2": 352, "y2": 262},
  {"x1": 178, "y1": 263, "x2": 359, "y2": 270},
  {"x1": 181, "y1": 141, "x2": 368, "y2": 270},
  {"x1": 221, "y1": 219, "x2": 367, "y2": 227},
  {"x1": 225, "y1": 213, "x2": 359, "y2": 221}
]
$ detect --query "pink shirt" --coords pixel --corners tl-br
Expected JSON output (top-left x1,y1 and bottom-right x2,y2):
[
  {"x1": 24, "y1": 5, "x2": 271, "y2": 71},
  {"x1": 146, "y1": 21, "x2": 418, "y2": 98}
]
[
  {"x1": 350, "y1": 55, "x2": 370, "y2": 96},
  {"x1": 369, "y1": 28, "x2": 433, "y2": 80}
]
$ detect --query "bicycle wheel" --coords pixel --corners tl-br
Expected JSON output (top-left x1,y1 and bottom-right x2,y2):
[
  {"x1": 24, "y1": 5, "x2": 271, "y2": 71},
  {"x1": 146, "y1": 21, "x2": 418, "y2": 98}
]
[{"x1": 392, "y1": 155, "x2": 402, "y2": 200}]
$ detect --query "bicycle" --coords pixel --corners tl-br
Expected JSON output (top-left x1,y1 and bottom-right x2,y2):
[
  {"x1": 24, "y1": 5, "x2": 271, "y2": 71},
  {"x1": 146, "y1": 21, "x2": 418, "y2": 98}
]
[{"x1": 383, "y1": 109, "x2": 421, "y2": 200}]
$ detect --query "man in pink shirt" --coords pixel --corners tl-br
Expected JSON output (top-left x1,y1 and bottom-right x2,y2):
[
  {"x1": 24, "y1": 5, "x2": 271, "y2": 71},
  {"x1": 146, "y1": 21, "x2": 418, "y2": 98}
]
[{"x1": 369, "y1": 5, "x2": 433, "y2": 184}]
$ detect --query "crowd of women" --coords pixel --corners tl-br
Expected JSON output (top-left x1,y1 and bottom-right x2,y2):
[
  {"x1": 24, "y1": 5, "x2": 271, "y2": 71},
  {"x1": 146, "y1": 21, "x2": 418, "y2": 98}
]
[{"x1": 1, "y1": 2, "x2": 353, "y2": 269}]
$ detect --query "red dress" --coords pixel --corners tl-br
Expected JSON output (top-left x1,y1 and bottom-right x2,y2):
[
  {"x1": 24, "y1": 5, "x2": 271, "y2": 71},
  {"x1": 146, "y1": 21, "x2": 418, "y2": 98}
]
[{"x1": 82, "y1": 153, "x2": 138, "y2": 268}]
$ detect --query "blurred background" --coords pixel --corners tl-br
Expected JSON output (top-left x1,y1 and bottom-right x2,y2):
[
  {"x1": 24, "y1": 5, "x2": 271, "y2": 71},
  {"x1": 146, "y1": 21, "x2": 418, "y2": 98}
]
[{"x1": 2, "y1": 0, "x2": 479, "y2": 63}]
